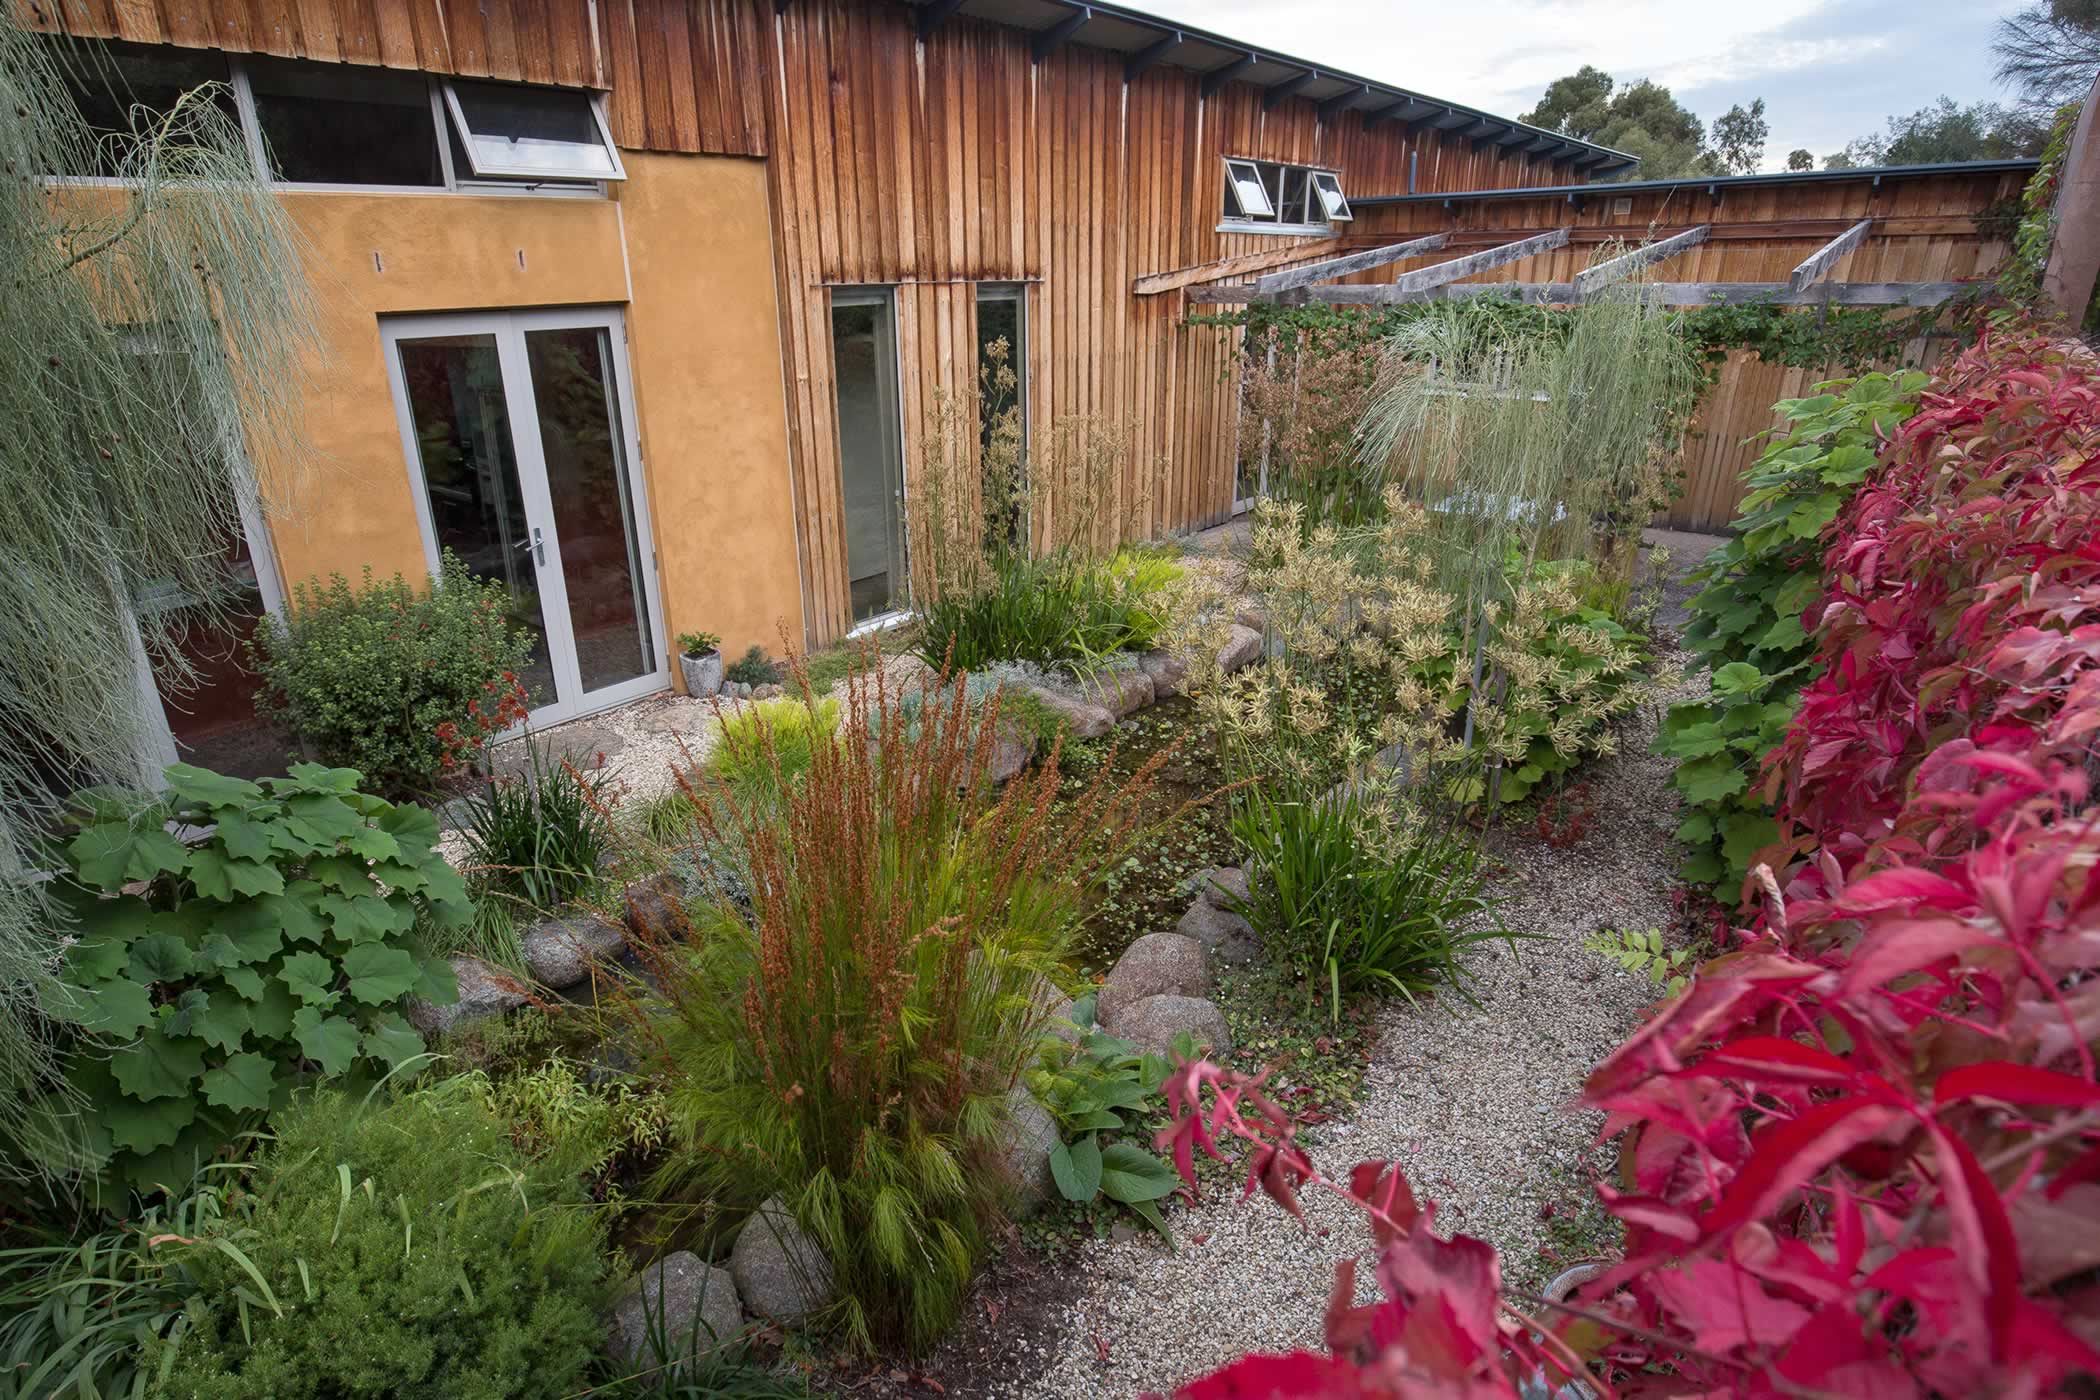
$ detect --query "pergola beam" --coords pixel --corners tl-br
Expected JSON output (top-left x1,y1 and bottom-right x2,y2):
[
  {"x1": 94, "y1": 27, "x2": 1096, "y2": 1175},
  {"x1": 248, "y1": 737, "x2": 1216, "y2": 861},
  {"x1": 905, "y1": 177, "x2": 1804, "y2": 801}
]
[
  {"x1": 1441, "y1": 280, "x2": 1974, "y2": 307},
  {"x1": 1788, "y1": 219, "x2": 1874, "y2": 293},
  {"x1": 1252, "y1": 233, "x2": 1449, "y2": 293},
  {"x1": 1124, "y1": 30, "x2": 1181, "y2": 81},
  {"x1": 1031, "y1": 5, "x2": 1091, "y2": 62},
  {"x1": 1387, "y1": 226, "x2": 1569, "y2": 297},
  {"x1": 1570, "y1": 224, "x2": 1710, "y2": 298}
]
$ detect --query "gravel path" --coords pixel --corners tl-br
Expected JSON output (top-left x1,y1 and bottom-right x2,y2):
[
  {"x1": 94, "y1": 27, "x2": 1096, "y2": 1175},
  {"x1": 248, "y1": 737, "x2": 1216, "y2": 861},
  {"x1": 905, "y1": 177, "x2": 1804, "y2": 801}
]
[{"x1": 991, "y1": 537, "x2": 1713, "y2": 1400}]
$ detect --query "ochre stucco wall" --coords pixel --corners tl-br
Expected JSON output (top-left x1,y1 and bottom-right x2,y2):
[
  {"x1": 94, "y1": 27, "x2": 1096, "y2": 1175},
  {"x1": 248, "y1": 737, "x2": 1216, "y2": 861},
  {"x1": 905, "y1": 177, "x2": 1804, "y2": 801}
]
[
  {"x1": 251, "y1": 157, "x2": 802, "y2": 689},
  {"x1": 614, "y1": 152, "x2": 803, "y2": 665},
  {"x1": 261, "y1": 191, "x2": 633, "y2": 590}
]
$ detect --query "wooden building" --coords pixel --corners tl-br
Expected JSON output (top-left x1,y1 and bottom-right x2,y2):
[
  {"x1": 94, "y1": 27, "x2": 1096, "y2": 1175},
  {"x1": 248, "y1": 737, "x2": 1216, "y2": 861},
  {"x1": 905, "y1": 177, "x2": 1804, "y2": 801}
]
[{"x1": 14, "y1": 0, "x2": 2024, "y2": 769}]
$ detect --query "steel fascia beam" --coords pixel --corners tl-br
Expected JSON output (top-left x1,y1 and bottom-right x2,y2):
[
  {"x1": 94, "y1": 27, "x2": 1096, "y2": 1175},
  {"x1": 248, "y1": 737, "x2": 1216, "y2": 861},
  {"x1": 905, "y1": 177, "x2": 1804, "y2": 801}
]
[
  {"x1": 1031, "y1": 5, "x2": 1092, "y2": 62},
  {"x1": 1201, "y1": 53, "x2": 1257, "y2": 98},
  {"x1": 1123, "y1": 30, "x2": 1180, "y2": 81}
]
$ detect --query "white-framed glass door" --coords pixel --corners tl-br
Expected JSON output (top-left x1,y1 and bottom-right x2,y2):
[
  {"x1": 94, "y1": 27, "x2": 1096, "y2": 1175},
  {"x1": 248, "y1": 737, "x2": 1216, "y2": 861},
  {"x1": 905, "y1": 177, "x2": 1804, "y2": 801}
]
[
  {"x1": 829, "y1": 289, "x2": 909, "y2": 627},
  {"x1": 381, "y1": 306, "x2": 667, "y2": 728}
]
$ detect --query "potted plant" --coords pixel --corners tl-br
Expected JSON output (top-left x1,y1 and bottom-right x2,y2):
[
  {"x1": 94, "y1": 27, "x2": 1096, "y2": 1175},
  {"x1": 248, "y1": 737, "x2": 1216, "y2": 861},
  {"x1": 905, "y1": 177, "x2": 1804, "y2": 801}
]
[{"x1": 676, "y1": 630, "x2": 724, "y2": 699}]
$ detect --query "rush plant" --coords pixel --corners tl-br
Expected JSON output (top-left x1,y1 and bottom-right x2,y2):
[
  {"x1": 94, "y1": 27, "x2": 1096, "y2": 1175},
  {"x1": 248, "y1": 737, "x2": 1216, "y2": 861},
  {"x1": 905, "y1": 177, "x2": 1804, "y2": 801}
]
[{"x1": 611, "y1": 657, "x2": 1180, "y2": 1353}]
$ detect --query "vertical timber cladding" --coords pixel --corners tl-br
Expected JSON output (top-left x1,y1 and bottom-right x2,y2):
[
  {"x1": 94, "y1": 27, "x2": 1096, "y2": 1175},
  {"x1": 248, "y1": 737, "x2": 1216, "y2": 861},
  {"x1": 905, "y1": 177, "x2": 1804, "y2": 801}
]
[
  {"x1": 14, "y1": 0, "x2": 606, "y2": 85},
  {"x1": 711, "y1": 0, "x2": 1590, "y2": 644}
]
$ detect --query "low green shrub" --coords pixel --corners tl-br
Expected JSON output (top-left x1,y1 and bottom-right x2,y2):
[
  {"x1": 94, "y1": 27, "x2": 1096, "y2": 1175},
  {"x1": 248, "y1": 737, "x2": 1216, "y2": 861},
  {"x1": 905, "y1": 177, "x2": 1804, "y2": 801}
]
[
  {"x1": 250, "y1": 553, "x2": 536, "y2": 798},
  {"x1": 707, "y1": 695, "x2": 841, "y2": 800},
  {"x1": 1658, "y1": 370, "x2": 1928, "y2": 891},
  {"x1": 41, "y1": 762, "x2": 466, "y2": 1194},
  {"x1": 619, "y1": 664, "x2": 1165, "y2": 1353},
  {"x1": 1025, "y1": 994, "x2": 1180, "y2": 1241},
  {"x1": 463, "y1": 1057, "x2": 669, "y2": 1202},
  {"x1": 149, "y1": 1082, "x2": 615, "y2": 1400},
  {"x1": 724, "y1": 644, "x2": 784, "y2": 687},
  {"x1": 1224, "y1": 785, "x2": 1511, "y2": 1019}
]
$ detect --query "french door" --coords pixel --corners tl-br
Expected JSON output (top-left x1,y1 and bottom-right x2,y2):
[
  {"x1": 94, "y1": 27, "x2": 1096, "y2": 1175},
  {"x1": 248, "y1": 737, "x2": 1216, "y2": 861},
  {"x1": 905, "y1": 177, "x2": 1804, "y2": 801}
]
[{"x1": 382, "y1": 307, "x2": 667, "y2": 728}]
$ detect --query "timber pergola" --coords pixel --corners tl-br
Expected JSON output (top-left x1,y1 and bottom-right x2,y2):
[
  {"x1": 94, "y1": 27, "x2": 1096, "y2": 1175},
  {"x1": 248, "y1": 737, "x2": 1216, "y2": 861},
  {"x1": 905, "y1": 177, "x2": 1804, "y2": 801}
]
[{"x1": 1178, "y1": 215, "x2": 1981, "y2": 308}]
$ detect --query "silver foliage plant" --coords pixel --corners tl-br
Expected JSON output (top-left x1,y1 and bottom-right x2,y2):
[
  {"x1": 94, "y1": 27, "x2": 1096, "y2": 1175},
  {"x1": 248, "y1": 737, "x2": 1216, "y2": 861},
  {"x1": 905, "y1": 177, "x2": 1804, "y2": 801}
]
[{"x1": 0, "y1": 24, "x2": 317, "y2": 1175}]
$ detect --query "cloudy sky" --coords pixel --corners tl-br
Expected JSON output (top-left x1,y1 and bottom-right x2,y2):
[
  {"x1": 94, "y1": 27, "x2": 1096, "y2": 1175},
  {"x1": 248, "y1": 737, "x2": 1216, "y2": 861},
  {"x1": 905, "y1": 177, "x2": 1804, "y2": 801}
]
[{"x1": 1140, "y1": 0, "x2": 2028, "y2": 171}]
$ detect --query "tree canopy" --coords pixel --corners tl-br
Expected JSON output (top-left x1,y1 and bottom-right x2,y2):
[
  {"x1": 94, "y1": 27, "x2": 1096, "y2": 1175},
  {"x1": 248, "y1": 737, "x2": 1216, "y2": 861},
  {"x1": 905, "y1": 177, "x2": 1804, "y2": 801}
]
[
  {"x1": 1994, "y1": 0, "x2": 2100, "y2": 115},
  {"x1": 1829, "y1": 97, "x2": 2048, "y2": 169},
  {"x1": 1520, "y1": 67, "x2": 1764, "y2": 180}
]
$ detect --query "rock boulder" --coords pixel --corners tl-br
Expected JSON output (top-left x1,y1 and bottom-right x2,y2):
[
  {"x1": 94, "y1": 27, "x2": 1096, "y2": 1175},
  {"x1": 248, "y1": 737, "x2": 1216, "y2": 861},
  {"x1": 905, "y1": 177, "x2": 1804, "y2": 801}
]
[
  {"x1": 522, "y1": 913, "x2": 628, "y2": 989},
  {"x1": 1097, "y1": 931, "x2": 1211, "y2": 1024},
  {"x1": 729, "y1": 1197, "x2": 835, "y2": 1326},
  {"x1": 403, "y1": 956, "x2": 526, "y2": 1038},
  {"x1": 1107, "y1": 994, "x2": 1233, "y2": 1059},
  {"x1": 608, "y1": 1251, "x2": 743, "y2": 1372}
]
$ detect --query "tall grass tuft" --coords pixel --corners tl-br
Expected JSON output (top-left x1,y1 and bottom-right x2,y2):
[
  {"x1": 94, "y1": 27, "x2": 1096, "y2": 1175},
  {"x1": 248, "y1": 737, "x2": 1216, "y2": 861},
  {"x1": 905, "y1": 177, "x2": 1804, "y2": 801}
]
[
  {"x1": 610, "y1": 652, "x2": 1179, "y2": 1353},
  {"x1": 454, "y1": 738, "x2": 617, "y2": 968}
]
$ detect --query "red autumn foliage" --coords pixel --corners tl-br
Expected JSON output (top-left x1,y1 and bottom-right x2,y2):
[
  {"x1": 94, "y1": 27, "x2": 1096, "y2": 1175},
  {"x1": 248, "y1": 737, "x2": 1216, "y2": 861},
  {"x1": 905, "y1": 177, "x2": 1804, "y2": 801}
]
[{"x1": 1152, "y1": 333, "x2": 2100, "y2": 1398}]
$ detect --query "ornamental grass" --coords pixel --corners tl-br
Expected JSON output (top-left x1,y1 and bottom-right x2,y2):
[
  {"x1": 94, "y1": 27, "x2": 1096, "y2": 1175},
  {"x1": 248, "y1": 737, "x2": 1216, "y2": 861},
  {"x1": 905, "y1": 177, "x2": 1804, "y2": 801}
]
[{"x1": 611, "y1": 653, "x2": 1177, "y2": 1353}]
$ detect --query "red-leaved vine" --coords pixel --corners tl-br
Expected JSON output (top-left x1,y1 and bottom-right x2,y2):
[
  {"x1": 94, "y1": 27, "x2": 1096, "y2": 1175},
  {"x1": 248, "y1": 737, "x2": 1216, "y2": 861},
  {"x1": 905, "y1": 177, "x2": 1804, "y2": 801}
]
[{"x1": 1152, "y1": 333, "x2": 2100, "y2": 1398}]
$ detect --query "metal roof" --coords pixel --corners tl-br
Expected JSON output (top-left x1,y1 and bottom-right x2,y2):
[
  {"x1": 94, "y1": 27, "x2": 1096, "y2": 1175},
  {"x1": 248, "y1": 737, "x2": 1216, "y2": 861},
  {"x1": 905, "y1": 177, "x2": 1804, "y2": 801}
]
[
  {"x1": 1351, "y1": 158, "x2": 2042, "y2": 206},
  {"x1": 900, "y1": 0, "x2": 1641, "y2": 173}
]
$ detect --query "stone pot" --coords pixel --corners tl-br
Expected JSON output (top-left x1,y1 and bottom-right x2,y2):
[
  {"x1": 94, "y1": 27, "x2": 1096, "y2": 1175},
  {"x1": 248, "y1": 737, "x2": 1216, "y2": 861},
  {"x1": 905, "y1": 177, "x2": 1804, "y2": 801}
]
[{"x1": 679, "y1": 647, "x2": 724, "y2": 699}]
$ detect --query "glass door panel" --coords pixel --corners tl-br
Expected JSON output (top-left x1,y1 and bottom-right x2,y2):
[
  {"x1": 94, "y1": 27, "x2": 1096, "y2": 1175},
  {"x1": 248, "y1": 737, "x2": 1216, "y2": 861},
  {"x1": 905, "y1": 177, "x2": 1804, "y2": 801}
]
[
  {"x1": 394, "y1": 332, "x2": 557, "y2": 707},
  {"x1": 524, "y1": 326, "x2": 654, "y2": 693},
  {"x1": 831, "y1": 294, "x2": 905, "y2": 623}
]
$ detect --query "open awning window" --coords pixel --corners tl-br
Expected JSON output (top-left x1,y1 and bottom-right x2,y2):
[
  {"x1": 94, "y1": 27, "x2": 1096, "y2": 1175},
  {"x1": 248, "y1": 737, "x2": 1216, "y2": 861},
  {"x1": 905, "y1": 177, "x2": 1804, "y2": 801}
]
[
  {"x1": 442, "y1": 79, "x2": 624, "y2": 182},
  {"x1": 1223, "y1": 158, "x2": 1274, "y2": 218},
  {"x1": 1310, "y1": 170, "x2": 1353, "y2": 222}
]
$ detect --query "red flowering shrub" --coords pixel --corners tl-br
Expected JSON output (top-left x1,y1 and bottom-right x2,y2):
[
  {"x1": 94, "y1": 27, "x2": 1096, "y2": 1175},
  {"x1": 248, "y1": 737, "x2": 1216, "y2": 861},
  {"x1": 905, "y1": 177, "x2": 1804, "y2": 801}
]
[{"x1": 1155, "y1": 333, "x2": 2100, "y2": 1398}]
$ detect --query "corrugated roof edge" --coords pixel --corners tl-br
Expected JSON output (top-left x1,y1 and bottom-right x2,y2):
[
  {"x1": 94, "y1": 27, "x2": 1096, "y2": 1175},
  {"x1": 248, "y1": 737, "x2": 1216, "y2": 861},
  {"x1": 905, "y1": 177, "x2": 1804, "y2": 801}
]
[
  {"x1": 905, "y1": 0, "x2": 1641, "y2": 170},
  {"x1": 1352, "y1": 158, "x2": 2043, "y2": 206}
]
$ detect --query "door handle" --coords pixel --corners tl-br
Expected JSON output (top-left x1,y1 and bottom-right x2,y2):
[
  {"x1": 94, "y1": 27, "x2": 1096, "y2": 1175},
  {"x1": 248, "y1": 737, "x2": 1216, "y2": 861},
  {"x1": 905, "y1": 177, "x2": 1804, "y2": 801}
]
[{"x1": 532, "y1": 527, "x2": 546, "y2": 567}]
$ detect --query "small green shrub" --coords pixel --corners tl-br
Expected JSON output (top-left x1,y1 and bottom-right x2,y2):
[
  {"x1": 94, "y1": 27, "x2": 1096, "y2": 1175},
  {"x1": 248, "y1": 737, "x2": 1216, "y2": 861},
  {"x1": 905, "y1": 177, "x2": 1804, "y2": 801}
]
[
  {"x1": 149, "y1": 1082, "x2": 615, "y2": 1400},
  {"x1": 42, "y1": 763, "x2": 466, "y2": 1194},
  {"x1": 463, "y1": 1057, "x2": 669, "y2": 1201},
  {"x1": 458, "y1": 737, "x2": 617, "y2": 919},
  {"x1": 707, "y1": 696, "x2": 841, "y2": 799},
  {"x1": 676, "y1": 631, "x2": 721, "y2": 657},
  {"x1": 1025, "y1": 994, "x2": 1180, "y2": 1241},
  {"x1": 1583, "y1": 926, "x2": 1699, "y2": 994},
  {"x1": 1225, "y1": 786, "x2": 1511, "y2": 1019},
  {"x1": 1659, "y1": 370, "x2": 1928, "y2": 891},
  {"x1": 724, "y1": 644, "x2": 784, "y2": 687},
  {"x1": 250, "y1": 553, "x2": 536, "y2": 797}
]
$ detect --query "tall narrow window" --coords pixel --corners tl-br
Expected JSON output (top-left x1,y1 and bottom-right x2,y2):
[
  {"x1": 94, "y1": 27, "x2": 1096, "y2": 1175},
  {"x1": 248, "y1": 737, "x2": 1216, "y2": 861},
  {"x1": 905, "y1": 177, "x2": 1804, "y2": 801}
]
[
  {"x1": 976, "y1": 285, "x2": 1028, "y2": 548},
  {"x1": 831, "y1": 292, "x2": 907, "y2": 624},
  {"x1": 1310, "y1": 170, "x2": 1354, "y2": 221}
]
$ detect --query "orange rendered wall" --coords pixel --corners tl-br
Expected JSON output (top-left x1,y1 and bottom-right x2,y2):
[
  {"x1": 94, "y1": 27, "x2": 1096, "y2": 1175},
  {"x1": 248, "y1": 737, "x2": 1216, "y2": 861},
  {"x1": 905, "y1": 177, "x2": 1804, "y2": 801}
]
[{"x1": 246, "y1": 165, "x2": 801, "y2": 680}]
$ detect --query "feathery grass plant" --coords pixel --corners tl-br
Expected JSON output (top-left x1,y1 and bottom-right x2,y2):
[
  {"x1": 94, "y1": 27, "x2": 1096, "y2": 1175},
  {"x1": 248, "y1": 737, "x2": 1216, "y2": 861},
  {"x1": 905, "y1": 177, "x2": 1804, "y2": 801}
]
[{"x1": 608, "y1": 653, "x2": 1182, "y2": 1353}]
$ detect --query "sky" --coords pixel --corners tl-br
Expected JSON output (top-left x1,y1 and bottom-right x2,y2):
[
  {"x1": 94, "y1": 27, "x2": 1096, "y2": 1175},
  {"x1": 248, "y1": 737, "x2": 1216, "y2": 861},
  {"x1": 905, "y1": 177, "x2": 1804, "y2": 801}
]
[{"x1": 1139, "y1": 0, "x2": 2029, "y2": 171}]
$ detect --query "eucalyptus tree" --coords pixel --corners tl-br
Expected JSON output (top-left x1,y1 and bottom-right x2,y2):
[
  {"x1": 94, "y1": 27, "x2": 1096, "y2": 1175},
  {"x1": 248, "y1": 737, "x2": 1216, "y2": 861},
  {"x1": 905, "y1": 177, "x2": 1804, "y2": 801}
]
[{"x1": 0, "y1": 23, "x2": 316, "y2": 1176}]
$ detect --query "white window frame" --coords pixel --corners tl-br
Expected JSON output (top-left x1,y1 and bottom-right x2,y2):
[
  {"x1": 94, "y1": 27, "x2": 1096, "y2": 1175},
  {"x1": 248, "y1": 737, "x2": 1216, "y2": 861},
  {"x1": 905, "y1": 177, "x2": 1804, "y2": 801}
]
[
  {"x1": 440, "y1": 80, "x2": 626, "y2": 184},
  {"x1": 1219, "y1": 157, "x2": 1347, "y2": 237},
  {"x1": 1223, "y1": 158, "x2": 1274, "y2": 219},
  {"x1": 1310, "y1": 169, "x2": 1353, "y2": 222},
  {"x1": 44, "y1": 41, "x2": 609, "y2": 199}
]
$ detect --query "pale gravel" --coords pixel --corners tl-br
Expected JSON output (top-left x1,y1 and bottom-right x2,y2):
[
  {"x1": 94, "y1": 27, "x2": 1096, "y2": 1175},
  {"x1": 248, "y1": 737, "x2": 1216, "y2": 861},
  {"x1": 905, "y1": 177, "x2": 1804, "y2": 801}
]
[{"x1": 995, "y1": 537, "x2": 1713, "y2": 1400}]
